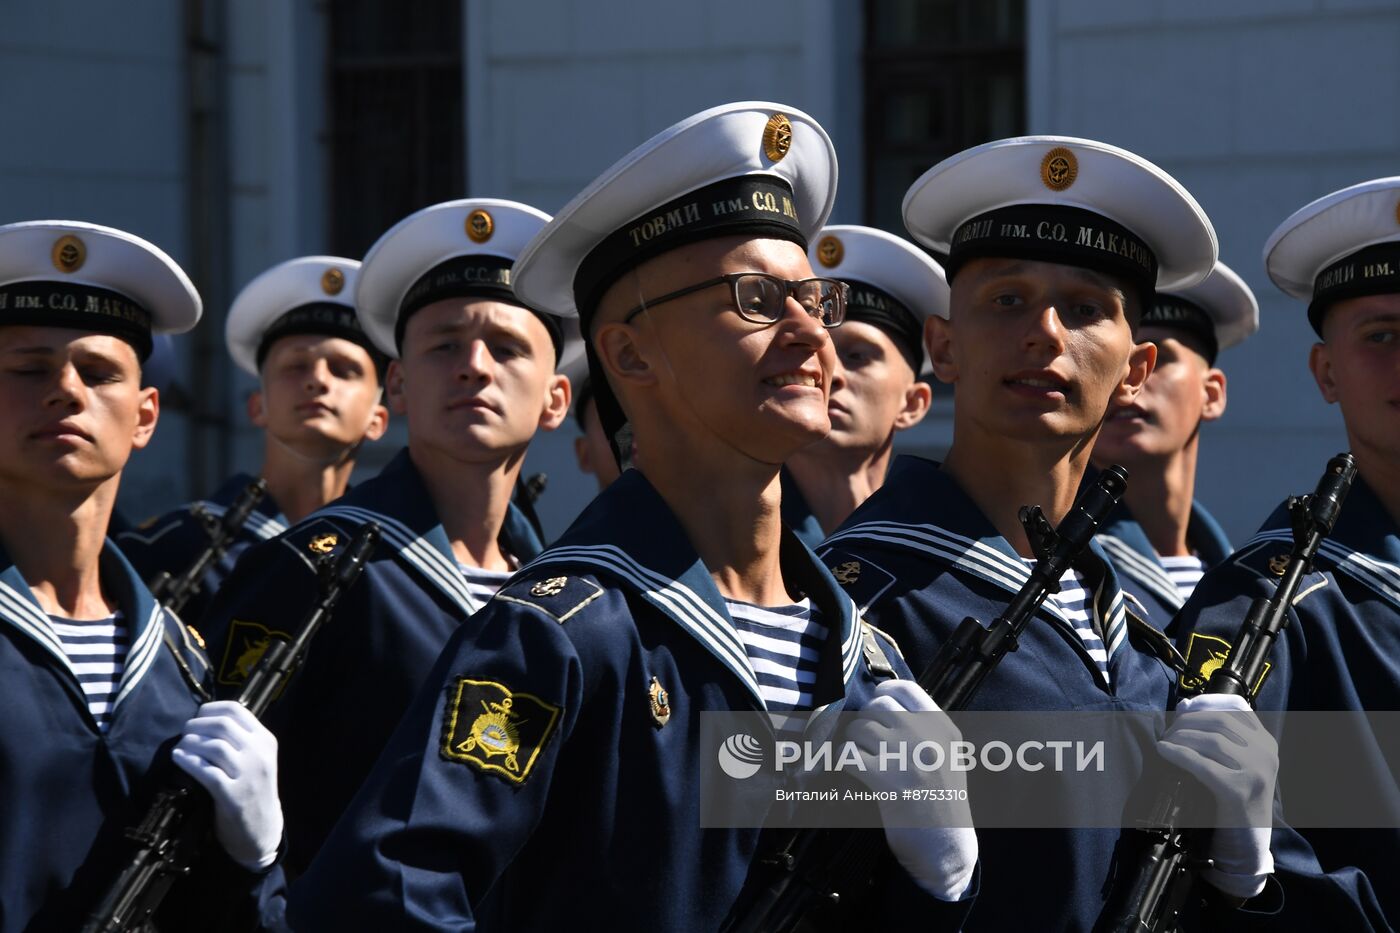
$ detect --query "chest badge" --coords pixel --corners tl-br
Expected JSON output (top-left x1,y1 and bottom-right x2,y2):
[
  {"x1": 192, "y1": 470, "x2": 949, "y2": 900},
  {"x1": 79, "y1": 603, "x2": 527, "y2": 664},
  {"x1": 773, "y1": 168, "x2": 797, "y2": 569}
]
[{"x1": 648, "y1": 676, "x2": 671, "y2": 728}]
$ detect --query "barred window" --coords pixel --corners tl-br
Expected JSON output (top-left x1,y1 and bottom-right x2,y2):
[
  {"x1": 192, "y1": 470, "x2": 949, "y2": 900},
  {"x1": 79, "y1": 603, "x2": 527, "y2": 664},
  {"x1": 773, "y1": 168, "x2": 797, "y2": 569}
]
[
  {"x1": 326, "y1": 0, "x2": 464, "y2": 257},
  {"x1": 863, "y1": 0, "x2": 1026, "y2": 242}
]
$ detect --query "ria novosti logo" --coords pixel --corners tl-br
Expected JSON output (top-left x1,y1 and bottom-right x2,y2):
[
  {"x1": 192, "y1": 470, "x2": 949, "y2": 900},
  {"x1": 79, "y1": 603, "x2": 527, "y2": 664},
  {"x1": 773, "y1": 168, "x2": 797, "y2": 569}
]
[{"x1": 718, "y1": 733, "x2": 764, "y2": 779}]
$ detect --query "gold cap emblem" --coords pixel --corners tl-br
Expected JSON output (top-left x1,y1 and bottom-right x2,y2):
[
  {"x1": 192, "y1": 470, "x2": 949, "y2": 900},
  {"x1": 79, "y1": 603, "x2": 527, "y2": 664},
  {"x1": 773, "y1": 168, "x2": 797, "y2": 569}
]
[
  {"x1": 321, "y1": 267, "x2": 345, "y2": 295},
  {"x1": 1041, "y1": 147, "x2": 1078, "y2": 192},
  {"x1": 52, "y1": 235, "x2": 86, "y2": 273},
  {"x1": 466, "y1": 209, "x2": 494, "y2": 243},
  {"x1": 816, "y1": 235, "x2": 843, "y2": 268},
  {"x1": 1268, "y1": 554, "x2": 1291, "y2": 576},
  {"x1": 762, "y1": 113, "x2": 793, "y2": 163},
  {"x1": 309, "y1": 533, "x2": 339, "y2": 554},
  {"x1": 648, "y1": 676, "x2": 671, "y2": 727},
  {"x1": 530, "y1": 576, "x2": 568, "y2": 597},
  {"x1": 831, "y1": 561, "x2": 862, "y2": 585}
]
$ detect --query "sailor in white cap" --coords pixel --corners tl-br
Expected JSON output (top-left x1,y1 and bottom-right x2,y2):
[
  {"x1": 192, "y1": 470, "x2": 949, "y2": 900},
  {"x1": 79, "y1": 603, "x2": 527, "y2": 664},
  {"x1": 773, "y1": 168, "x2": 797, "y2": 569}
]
[
  {"x1": 1174, "y1": 177, "x2": 1400, "y2": 929},
  {"x1": 570, "y1": 375, "x2": 622, "y2": 492},
  {"x1": 822, "y1": 137, "x2": 1284, "y2": 927},
  {"x1": 0, "y1": 221, "x2": 284, "y2": 929},
  {"x1": 782, "y1": 224, "x2": 943, "y2": 545},
  {"x1": 1091, "y1": 261, "x2": 1259, "y2": 623},
  {"x1": 286, "y1": 102, "x2": 977, "y2": 932},
  {"x1": 199, "y1": 198, "x2": 577, "y2": 879},
  {"x1": 117, "y1": 256, "x2": 389, "y2": 626}
]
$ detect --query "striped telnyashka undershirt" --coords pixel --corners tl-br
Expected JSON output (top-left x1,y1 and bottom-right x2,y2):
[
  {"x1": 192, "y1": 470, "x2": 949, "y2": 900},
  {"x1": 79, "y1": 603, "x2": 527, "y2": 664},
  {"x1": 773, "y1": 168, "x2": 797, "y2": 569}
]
[{"x1": 50, "y1": 612, "x2": 128, "y2": 732}]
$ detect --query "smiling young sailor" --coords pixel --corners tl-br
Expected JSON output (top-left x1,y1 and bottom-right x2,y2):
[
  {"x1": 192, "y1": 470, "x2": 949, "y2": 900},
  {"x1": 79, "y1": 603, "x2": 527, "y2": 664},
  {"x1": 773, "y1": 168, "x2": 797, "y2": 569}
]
[
  {"x1": 781, "y1": 225, "x2": 944, "y2": 546},
  {"x1": 0, "y1": 221, "x2": 283, "y2": 931},
  {"x1": 199, "y1": 199, "x2": 578, "y2": 879},
  {"x1": 819, "y1": 137, "x2": 1286, "y2": 928},
  {"x1": 1173, "y1": 177, "x2": 1400, "y2": 929},
  {"x1": 280, "y1": 102, "x2": 978, "y2": 931},
  {"x1": 1090, "y1": 261, "x2": 1258, "y2": 626},
  {"x1": 116, "y1": 256, "x2": 389, "y2": 625}
]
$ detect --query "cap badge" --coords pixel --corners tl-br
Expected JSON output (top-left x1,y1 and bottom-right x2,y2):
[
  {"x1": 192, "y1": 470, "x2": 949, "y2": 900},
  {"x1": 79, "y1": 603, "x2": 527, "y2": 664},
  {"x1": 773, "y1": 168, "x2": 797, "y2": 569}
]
[
  {"x1": 816, "y1": 235, "x2": 844, "y2": 268},
  {"x1": 1041, "y1": 147, "x2": 1078, "y2": 192},
  {"x1": 321, "y1": 267, "x2": 345, "y2": 295},
  {"x1": 52, "y1": 235, "x2": 86, "y2": 274},
  {"x1": 466, "y1": 209, "x2": 495, "y2": 243},
  {"x1": 763, "y1": 113, "x2": 793, "y2": 163}
]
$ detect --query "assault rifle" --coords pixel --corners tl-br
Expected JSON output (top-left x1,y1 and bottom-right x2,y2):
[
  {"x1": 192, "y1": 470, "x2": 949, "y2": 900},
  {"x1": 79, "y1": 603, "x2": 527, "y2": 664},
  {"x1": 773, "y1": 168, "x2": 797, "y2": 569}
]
[
  {"x1": 149, "y1": 479, "x2": 268, "y2": 619},
  {"x1": 723, "y1": 466, "x2": 1130, "y2": 932},
  {"x1": 81, "y1": 522, "x2": 381, "y2": 933},
  {"x1": 1093, "y1": 452, "x2": 1357, "y2": 933}
]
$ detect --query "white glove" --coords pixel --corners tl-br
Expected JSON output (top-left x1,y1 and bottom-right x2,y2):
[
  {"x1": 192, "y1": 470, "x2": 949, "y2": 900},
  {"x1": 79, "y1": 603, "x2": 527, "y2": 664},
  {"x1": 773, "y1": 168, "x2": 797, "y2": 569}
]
[
  {"x1": 1157, "y1": 692, "x2": 1277, "y2": 899},
  {"x1": 171, "y1": 700, "x2": 283, "y2": 872},
  {"x1": 846, "y1": 680, "x2": 978, "y2": 901}
]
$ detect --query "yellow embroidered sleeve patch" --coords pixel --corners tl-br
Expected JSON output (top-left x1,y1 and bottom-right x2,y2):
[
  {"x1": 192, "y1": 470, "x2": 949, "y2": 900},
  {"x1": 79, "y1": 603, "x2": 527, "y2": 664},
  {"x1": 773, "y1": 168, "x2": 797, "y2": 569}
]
[
  {"x1": 1178, "y1": 632, "x2": 1271, "y2": 696},
  {"x1": 440, "y1": 678, "x2": 562, "y2": 784},
  {"x1": 218, "y1": 619, "x2": 292, "y2": 687}
]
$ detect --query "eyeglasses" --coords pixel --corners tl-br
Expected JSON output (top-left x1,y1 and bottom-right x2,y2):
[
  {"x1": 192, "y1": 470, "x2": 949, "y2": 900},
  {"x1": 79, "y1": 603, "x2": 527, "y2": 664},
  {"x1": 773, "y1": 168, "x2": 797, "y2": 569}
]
[{"x1": 621, "y1": 272, "x2": 849, "y2": 328}]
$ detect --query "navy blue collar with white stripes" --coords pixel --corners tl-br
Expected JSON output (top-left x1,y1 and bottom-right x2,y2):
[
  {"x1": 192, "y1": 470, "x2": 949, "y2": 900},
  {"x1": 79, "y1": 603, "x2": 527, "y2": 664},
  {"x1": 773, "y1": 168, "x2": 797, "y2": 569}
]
[
  {"x1": 825, "y1": 455, "x2": 1130, "y2": 664},
  {"x1": 518, "y1": 468, "x2": 863, "y2": 711},
  {"x1": 1095, "y1": 488, "x2": 1233, "y2": 614},
  {"x1": 306, "y1": 447, "x2": 544, "y2": 615},
  {"x1": 0, "y1": 536, "x2": 165, "y2": 717},
  {"x1": 1245, "y1": 473, "x2": 1400, "y2": 613}
]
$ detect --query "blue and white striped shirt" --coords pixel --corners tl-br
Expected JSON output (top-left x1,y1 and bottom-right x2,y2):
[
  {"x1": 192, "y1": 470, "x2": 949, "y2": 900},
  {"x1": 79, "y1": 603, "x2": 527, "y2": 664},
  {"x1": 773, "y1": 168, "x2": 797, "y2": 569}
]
[
  {"x1": 1024, "y1": 561, "x2": 1111, "y2": 687},
  {"x1": 50, "y1": 612, "x2": 128, "y2": 732},
  {"x1": 1159, "y1": 554, "x2": 1206, "y2": 603}
]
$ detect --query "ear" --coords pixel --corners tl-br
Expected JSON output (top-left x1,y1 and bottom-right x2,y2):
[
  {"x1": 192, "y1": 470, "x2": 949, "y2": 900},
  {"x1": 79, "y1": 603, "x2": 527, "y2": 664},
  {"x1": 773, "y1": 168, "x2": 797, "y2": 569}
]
[
  {"x1": 1308, "y1": 341, "x2": 1339, "y2": 404},
  {"x1": 893, "y1": 379, "x2": 934, "y2": 431},
  {"x1": 925, "y1": 315, "x2": 957, "y2": 385},
  {"x1": 247, "y1": 388, "x2": 267, "y2": 428},
  {"x1": 1112, "y1": 339, "x2": 1157, "y2": 407},
  {"x1": 131, "y1": 386, "x2": 160, "y2": 451},
  {"x1": 573, "y1": 434, "x2": 592, "y2": 473},
  {"x1": 363, "y1": 401, "x2": 390, "y2": 442},
  {"x1": 537, "y1": 373, "x2": 572, "y2": 432},
  {"x1": 594, "y1": 322, "x2": 659, "y2": 391},
  {"x1": 1200, "y1": 367, "x2": 1227, "y2": 421},
  {"x1": 385, "y1": 359, "x2": 409, "y2": 416}
]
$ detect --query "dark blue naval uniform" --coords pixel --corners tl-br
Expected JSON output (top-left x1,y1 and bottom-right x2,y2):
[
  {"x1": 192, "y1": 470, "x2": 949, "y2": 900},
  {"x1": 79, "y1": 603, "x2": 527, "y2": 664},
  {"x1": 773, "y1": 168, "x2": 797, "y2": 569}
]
[
  {"x1": 116, "y1": 473, "x2": 289, "y2": 626},
  {"x1": 1096, "y1": 492, "x2": 1233, "y2": 630},
  {"x1": 820, "y1": 455, "x2": 1184, "y2": 932},
  {"x1": 282, "y1": 468, "x2": 976, "y2": 931},
  {"x1": 0, "y1": 539, "x2": 277, "y2": 932},
  {"x1": 1173, "y1": 476, "x2": 1398, "y2": 930},
  {"x1": 200, "y1": 448, "x2": 543, "y2": 879},
  {"x1": 780, "y1": 465, "x2": 825, "y2": 549}
]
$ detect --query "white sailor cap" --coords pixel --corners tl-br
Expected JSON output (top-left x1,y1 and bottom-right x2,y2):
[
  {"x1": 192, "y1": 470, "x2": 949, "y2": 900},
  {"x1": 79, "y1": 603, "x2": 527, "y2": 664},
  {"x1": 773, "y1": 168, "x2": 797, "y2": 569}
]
[
  {"x1": 0, "y1": 220, "x2": 200, "y2": 360},
  {"x1": 224, "y1": 256, "x2": 381, "y2": 376},
  {"x1": 512, "y1": 101, "x2": 838, "y2": 326},
  {"x1": 902, "y1": 136, "x2": 1218, "y2": 304},
  {"x1": 1263, "y1": 176, "x2": 1400, "y2": 335},
  {"x1": 510, "y1": 101, "x2": 838, "y2": 463},
  {"x1": 355, "y1": 198, "x2": 583, "y2": 376},
  {"x1": 1142, "y1": 262, "x2": 1258, "y2": 364},
  {"x1": 809, "y1": 224, "x2": 947, "y2": 375}
]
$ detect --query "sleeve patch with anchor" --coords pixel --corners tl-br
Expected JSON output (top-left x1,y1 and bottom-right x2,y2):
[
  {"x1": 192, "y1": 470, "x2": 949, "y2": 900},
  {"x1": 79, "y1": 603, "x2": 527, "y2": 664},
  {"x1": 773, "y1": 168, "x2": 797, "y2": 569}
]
[
  {"x1": 440, "y1": 677, "x2": 562, "y2": 784},
  {"x1": 218, "y1": 619, "x2": 292, "y2": 687},
  {"x1": 1179, "y1": 632, "x2": 1270, "y2": 695}
]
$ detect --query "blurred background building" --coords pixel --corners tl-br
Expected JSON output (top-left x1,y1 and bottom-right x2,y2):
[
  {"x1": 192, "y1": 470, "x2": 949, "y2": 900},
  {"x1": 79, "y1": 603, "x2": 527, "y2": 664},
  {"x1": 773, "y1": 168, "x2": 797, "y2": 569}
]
[{"x1": 2, "y1": 0, "x2": 1394, "y2": 541}]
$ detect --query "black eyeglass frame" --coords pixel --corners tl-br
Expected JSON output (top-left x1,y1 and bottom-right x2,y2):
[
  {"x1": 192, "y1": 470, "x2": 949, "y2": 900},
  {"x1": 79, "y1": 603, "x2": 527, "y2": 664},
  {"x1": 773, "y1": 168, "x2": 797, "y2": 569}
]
[{"x1": 620, "y1": 272, "x2": 849, "y2": 328}]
